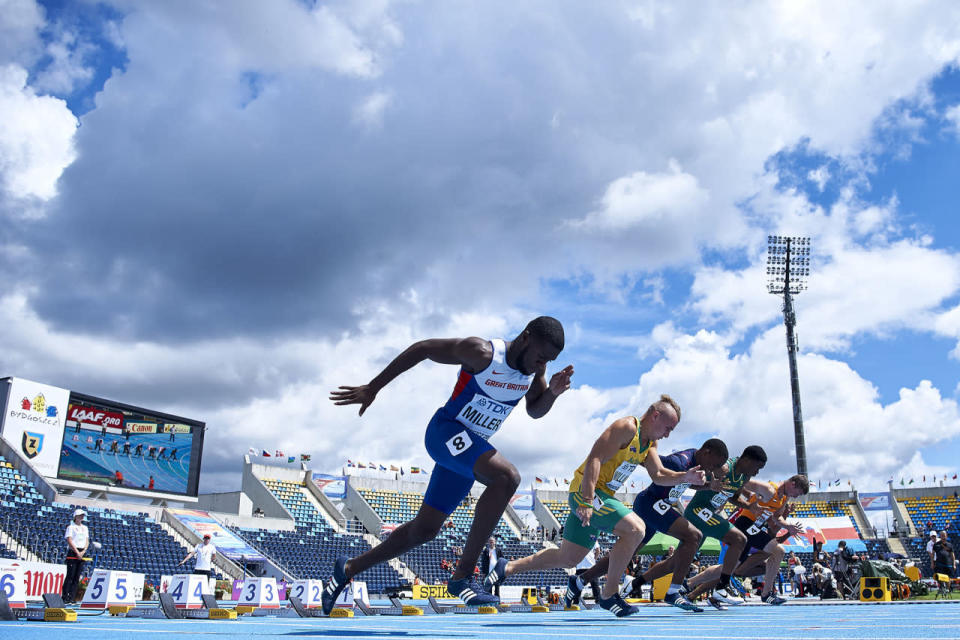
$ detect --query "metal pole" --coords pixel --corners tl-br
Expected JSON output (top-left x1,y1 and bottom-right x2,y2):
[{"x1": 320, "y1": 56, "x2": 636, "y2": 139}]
[{"x1": 782, "y1": 238, "x2": 808, "y2": 477}]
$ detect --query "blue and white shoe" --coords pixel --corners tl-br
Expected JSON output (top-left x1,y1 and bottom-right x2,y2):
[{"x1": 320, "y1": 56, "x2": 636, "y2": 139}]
[
  {"x1": 664, "y1": 590, "x2": 704, "y2": 612},
  {"x1": 707, "y1": 594, "x2": 728, "y2": 611},
  {"x1": 321, "y1": 556, "x2": 350, "y2": 615},
  {"x1": 728, "y1": 575, "x2": 747, "y2": 596},
  {"x1": 564, "y1": 575, "x2": 584, "y2": 607},
  {"x1": 483, "y1": 558, "x2": 508, "y2": 590},
  {"x1": 448, "y1": 577, "x2": 499, "y2": 606},
  {"x1": 597, "y1": 593, "x2": 638, "y2": 617}
]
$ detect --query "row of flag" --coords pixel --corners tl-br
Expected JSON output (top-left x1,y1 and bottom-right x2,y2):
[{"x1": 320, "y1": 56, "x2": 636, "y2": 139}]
[
  {"x1": 895, "y1": 474, "x2": 958, "y2": 485},
  {"x1": 247, "y1": 448, "x2": 311, "y2": 463},
  {"x1": 345, "y1": 460, "x2": 428, "y2": 475}
]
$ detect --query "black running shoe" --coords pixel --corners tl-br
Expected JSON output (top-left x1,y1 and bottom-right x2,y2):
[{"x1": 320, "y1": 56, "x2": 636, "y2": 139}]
[
  {"x1": 597, "y1": 593, "x2": 638, "y2": 617},
  {"x1": 664, "y1": 590, "x2": 704, "y2": 612},
  {"x1": 564, "y1": 575, "x2": 584, "y2": 607},
  {"x1": 322, "y1": 556, "x2": 350, "y2": 615},
  {"x1": 448, "y1": 577, "x2": 499, "y2": 606},
  {"x1": 483, "y1": 558, "x2": 508, "y2": 590}
]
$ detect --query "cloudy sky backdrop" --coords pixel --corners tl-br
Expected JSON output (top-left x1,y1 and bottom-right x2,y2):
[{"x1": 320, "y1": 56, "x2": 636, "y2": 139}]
[{"x1": 2, "y1": 0, "x2": 960, "y2": 498}]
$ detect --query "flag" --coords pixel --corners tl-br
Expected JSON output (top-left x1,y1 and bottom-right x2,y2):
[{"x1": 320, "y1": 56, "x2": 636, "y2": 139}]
[
  {"x1": 400, "y1": 467, "x2": 405, "y2": 476},
  {"x1": 379, "y1": 464, "x2": 387, "y2": 471},
  {"x1": 900, "y1": 478, "x2": 904, "y2": 486},
  {"x1": 535, "y1": 477, "x2": 543, "y2": 483},
  {"x1": 248, "y1": 447, "x2": 257, "y2": 456},
  {"x1": 358, "y1": 463, "x2": 366, "y2": 468},
  {"x1": 923, "y1": 475, "x2": 926, "y2": 482},
  {"x1": 410, "y1": 466, "x2": 420, "y2": 474},
  {"x1": 834, "y1": 478, "x2": 840, "y2": 486},
  {"x1": 347, "y1": 460, "x2": 354, "y2": 467},
  {"x1": 369, "y1": 462, "x2": 376, "y2": 468},
  {"x1": 301, "y1": 454, "x2": 311, "y2": 461},
  {"x1": 953, "y1": 474, "x2": 957, "y2": 480},
  {"x1": 909, "y1": 478, "x2": 915, "y2": 484},
  {"x1": 554, "y1": 478, "x2": 559, "y2": 486},
  {"x1": 261, "y1": 449, "x2": 271, "y2": 457},
  {"x1": 287, "y1": 456, "x2": 295, "y2": 463},
  {"x1": 276, "y1": 450, "x2": 284, "y2": 457},
  {"x1": 390, "y1": 465, "x2": 399, "y2": 471}
]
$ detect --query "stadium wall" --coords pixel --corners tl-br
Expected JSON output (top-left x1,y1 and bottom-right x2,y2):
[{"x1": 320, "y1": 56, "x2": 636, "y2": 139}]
[
  {"x1": 344, "y1": 480, "x2": 384, "y2": 535},
  {"x1": 208, "y1": 511, "x2": 295, "y2": 532},
  {"x1": 242, "y1": 459, "x2": 296, "y2": 520},
  {"x1": 303, "y1": 477, "x2": 346, "y2": 530},
  {"x1": 197, "y1": 490, "x2": 253, "y2": 517},
  {"x1": 891, "y1": 485, "x2": 960, "y2": 500}
]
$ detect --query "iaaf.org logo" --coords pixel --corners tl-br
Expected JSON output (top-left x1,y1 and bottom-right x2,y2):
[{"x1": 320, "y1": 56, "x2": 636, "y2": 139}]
[{"x1": 8, "y1": 392, "x2": 60, "y2": 428}]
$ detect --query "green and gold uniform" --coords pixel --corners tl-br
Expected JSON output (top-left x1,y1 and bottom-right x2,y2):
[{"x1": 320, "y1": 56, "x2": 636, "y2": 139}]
[
  {"x1": 564, "y1": 417, "x2": 655, "y2": 548},
  {"x1": 683, "y1": 456, "x2": 748, "y2": 540}
]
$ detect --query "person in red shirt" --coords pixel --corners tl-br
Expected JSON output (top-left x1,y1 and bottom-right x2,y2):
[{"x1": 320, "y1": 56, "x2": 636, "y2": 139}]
[
  {"x1": 148, "y1": 476, "x2": 155, "y2": 490},
  {"x1": 114, "y1": 470, "x2": 124, "y2": 486}
]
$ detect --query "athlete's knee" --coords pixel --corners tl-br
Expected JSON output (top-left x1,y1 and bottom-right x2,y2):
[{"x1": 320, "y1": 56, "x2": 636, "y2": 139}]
[
  {"x1": 622, "y1": 519, "x2": 645, "y2": 542},
  {"x1": 728, "y1": 529, "x2": 747, "y2": 548},
  {"x1": 488, "y1": 463, "x2": 521, "y2": 493},
  {"x1": 680, "y1": 526, "x2": 703, "y2": 546},
  {"x1": 771, "y1": 543, "x2": 785, "y2": 558},
  {"x1": 408, "y1": 518, "x2": 444, "y2": 541}
]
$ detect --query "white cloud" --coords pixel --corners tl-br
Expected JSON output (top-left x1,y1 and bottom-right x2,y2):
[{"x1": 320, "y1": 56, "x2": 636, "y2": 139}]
[
  {"x1": 946, "y1": 104, "x2": 960, "y2": 136},
  {"x1": 0, "y1": 64, "x2": 78, "y2": 202},
  {"x1": 32, "y1": 28, "x2": 95, "y2": 95},
  {"x1": 0, "y1": 0, "x2": 44, "y2": 66},
  {"x1": 353, "y1": 90, "x2": 392, "y2": 129}
]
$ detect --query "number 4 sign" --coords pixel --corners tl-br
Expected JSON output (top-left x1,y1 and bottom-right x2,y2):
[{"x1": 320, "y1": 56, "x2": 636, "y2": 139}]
[
  {"x1": 288, "y1": 579, "x2": 323, "y2": 608},
  {"x1": 167, "y1": 574, "x2": 206, "y2": 609},
  {"x1": 238, "y1": 577, "x2": 280, "y2": 609},
  {"x1": 0, "y1": 564, "x2": 26, "y2": 609},
  {"x1": 81, "y1": 569, "x2": 140, "y2": 609}
]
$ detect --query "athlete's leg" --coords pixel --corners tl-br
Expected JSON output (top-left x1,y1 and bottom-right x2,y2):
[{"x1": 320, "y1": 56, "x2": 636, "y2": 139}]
[
  {"x1": 451, "y1": 450, "x2": 520, "y2": 580},
  {"x1": 733, "y1": 550, "x2": 770, "y2": 578},
  {"x1": 344, "y1": 502, "x2": 447, "y2": 578},
  {"x1": 505, "y1": 537, "x2": 591, "y2": 575},
  {"x1": 345, "y1": 465, "x2": 470, "y2": 578},
  {"x1": 601, "y1": 513, "x2": 645, "y2": 598},
  {"x1": 686, "y1": 528, "x2": 746, "y2": 601},
  {"x1": 760, "y1": 541, "x2": 785, "y2": 598},
  {"x1": 686, "y1": 564, "x2": 721, "y2": 589},
  {"x1": 653, "y1": 518, "x2": 702, "y2": 586},
  {"x1": 577, "y1": 554, "x2": 609, "y2": 585}
]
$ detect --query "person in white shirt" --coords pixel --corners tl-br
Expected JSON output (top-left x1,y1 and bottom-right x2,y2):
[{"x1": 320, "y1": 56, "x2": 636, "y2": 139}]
[
  {"x1": 573, "y1": 543, "x2": 602, "y2": 602},
  {"x1": 62, "y1": 509, "x2": 89, "y2": 602},
  {"x1": 927, "y1": 531, "x2": 939, "y2": 568},
  {"x1": 179, "y1": 534, "x2": 217, "y2": 576}
]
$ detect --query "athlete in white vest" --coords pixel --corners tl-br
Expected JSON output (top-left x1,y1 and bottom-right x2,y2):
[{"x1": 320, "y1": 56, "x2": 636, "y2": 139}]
[{"x1": 323, "y1": 317, "x2": 572, "y2": 611}]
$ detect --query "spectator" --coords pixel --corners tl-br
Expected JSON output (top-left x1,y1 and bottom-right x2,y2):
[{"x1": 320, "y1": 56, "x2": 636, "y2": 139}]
[
  {"x1": 551, "y1": 527, "x2": 557, "y2": 541},
  {"x1": 148, "y1": 476, "x2": 155, "y2": 490},
  {"x1": 812, "y1": 538, "x2": 823, "y2": 560},
  {"x1": 95, "y1": 437, "x2": 103, "y2": 452},
  {"x1": 179, "y1": 534, "x2": 217, "y2": 577},
  {"x1": 574, "y1": 544, "x2": 603, "y2": 601},
  {"x1": 62, "y1": 509, "x2": 89, "y2": 603},
  {"x1": 927, "y1": 531, "x2": 939, "y2": 569},
  {"x1": 479, "y1": 537, "x2": 504, "y2": 596},
  {"x1": 933, "y1": 530, "x2": 957, "y2": 578},
  {"x1": 791, "y1": 561, "x2": 807, "y2": 597},
  {"x1": 114, "y1": 470, "x2": 124, "y2": 486}
]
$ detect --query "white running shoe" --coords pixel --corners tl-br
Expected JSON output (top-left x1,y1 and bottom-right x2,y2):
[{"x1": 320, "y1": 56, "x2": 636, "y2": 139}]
[{"x1": 712, "y1": 588, "x2": 745, "y2": 606}]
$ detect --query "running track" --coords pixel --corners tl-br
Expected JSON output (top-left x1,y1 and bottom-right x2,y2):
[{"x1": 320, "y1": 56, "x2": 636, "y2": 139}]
[{"x1": 3, "y1": 600, "x2": 958, "y2": 640}]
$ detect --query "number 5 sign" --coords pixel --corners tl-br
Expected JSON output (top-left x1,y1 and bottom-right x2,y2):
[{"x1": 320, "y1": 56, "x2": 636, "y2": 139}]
[
  {"x1": 0, "y1": 564, "x2": 26, "y2": 609},
  {"x1": 81, "y1": 569, "x2": 141, "y2": 608},
  {"x1": 239, "y1": 577, "x2": 280, "y2": 609}
]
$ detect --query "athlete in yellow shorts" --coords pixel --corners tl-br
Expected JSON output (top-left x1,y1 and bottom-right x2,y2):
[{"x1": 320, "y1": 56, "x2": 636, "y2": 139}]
[{"x1": 485, "y1": 395, "x2": 705, "y2": 617}]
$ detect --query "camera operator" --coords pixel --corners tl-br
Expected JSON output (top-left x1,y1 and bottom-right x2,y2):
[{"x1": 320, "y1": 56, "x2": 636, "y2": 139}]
[{"x1": 62, "y1": 509, "x2": 89, "y2": 603}]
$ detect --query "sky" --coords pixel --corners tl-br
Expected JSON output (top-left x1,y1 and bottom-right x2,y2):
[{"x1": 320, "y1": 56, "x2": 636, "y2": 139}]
[{"x1": 1, "y1": 0, "x2": 960, "y2": 498}]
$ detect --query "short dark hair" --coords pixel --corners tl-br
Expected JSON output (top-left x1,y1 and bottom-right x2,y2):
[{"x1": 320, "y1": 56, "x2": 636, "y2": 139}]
[
  {"x1": 742, "y1": 445, "x2": 767, "y2": 464},
  {"x1": 788, "y1": 474, "x2": 810, "y2": 495},
  {"x1": 524, "y1": 316, "x2": 564, "y2": 350},
  {"x1": 700, "y1": 438, "x2": 729, "y2": 460}
]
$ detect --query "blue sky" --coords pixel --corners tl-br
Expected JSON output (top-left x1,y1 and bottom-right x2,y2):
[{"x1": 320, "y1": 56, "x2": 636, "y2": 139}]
[{"x1": 2, "y1": 1, "x2": 960, "y2": 494}]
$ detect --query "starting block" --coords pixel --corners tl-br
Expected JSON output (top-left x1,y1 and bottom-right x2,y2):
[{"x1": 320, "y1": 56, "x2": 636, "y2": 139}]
[
  {"x1": 288, "y1": 595, "x2": 325, "y2": 618},
  {"x1": 44, "y1": 608, "x2": 78, "y2": 622},
  {"x1": 236, "y1": 577, "x2": 281, "y2": 610},
  {"x1": 427, "y1": 596, "x2": 453, "y2": 614},
  {"x1": 288, "y1": 580, "x2": 323, "y2": 609},
  {"x1": 167, "y1": 574, "x2": 207, "y2": 609}
]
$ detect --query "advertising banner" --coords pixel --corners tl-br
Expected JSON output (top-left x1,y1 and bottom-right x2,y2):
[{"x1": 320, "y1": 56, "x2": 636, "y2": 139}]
[
  {"x1": 413, "y1": 584, "x2": 453, "y2": 599},
  {"x1": 125, "y1": 420, "x2": 158, "y2": 434},
  {"x1": 780, "y1": 516, "x2": 867, "y2": 553},
  {"x1": 67, "y1": 404, "x2": 125, "y2": 430},
  {"x1": 311, "y1": 473, "x2": 346, "y2": 500},
  {"x1": 510, "y1": 490, "x2": 534, "y2": 510},
  {"x1": 1, "y1": 378, "x2": 70, "y2": 477},
  {"x1": 859, "y1": 492, "x2": 891, "y2": 511},
  {"x1": 162, "y1": 423, "x2": 191, "y2": 434},
  {"x1": 0, "y1": 559, "x2": 66, "y2": 601},
  {"x1": 168, "y1": 509, "x2": 265, "y2": 562}
]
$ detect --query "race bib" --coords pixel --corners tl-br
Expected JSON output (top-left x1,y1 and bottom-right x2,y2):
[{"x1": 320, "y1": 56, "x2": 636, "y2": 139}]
[
  {"x1": 746, "y1": 522, "x2": 763, "y2": 536},
  {"x1": 667, "y1": 483, "x2": 689, "y2": 504},
  {"x1": 445, "y1": 430, "x2": 474, "y2": 456},
  {"x1": 592, "y1": 496, "x2": 604, "y2": 511},
  {"x1": 652, "y1": 499, "x2": 671, "y2": 515},
  {"x1": 605, "y1": 460, "x2": 639, "y2": 493},
  {"x1": 710, "y1": 491, "x2": 731, "y2": 509},
  {"x1": 695, "y1": 507, "x2": 714, "y2": 522},
  {"x1": 456, "y1": 394, "x2": 512, "y2": 439}
]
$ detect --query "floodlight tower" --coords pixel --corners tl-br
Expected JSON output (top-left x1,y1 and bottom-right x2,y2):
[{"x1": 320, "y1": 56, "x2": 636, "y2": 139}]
[{"x1": 767, "y1": 236, "x2": 811, "y2": 477}]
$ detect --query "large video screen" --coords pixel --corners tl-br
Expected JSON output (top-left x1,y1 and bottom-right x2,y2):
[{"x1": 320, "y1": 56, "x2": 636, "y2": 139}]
[{"x1": 56, "y1": 393, "x2": 204, "y2": 497}]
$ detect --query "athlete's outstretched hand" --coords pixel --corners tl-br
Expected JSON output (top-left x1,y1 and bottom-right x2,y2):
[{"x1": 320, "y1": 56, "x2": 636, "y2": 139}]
[
  {"x1": 682, "y1": 465, "x2": 706, "y2": 485},
  {"x1": 548, "y1": 365, "x2": 574, "y2": 396},
  {"x1": 575, "y1": 504, "x2": 593, "y2": 527},
  {"x1": 783, "y1": 522, "x2": 803, "y2": 537},
  {"x1": 330, "y1": 385, "x2": 377, "y2": 416}
]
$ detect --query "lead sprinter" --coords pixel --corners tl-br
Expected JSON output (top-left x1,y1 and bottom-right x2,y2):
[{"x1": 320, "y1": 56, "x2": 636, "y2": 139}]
[{"x1": 322, "y1": 317, "x2": 573, "y2": 612}]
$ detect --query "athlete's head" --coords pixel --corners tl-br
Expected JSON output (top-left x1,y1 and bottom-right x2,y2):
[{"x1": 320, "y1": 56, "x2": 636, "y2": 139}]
[
  {"x1": 512, "y1": 316, "x2": 564, "y2": 375},
  {"x1": 640, "y1": 394, "x2": 681, "y2": 440},
  {"x1": 784, "y1": 474, "x2": 809, "y2": 498},
  {"x1": 738, "y1": 445, "x2": 767, "y2": 477},
  {"x1": 695, "y1": 438, "x2": 728, "y2": 474}
]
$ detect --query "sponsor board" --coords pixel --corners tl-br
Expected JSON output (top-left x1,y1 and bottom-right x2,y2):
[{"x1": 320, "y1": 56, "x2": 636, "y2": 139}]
[
  {"x1": 0, "y1": 559, "x2": 68, "y2": 601},
  {"x1": 859, "y1": 492, "x2": 891, "y2": 511},
  {"x1": 509, "y1": 490, "x2": 534, "y2": 510},
  {"x1": 311, "y1": 473, "x2": 346, "y2": 499},
  {"x1": 125, "y1": 420, "x2": 158, "y2": 434},
  {"x1": 1, "y1": 378, "x2": 70, "y2": 477},
  {"x1": 162, "y1": 423, "x2": 191, "y2": 434},
  {"x1": 413, "y1": 584, "x2": 453, "y2": 599},
  {"x1": 67, "y1": 404, "x2": 125, "y2": 429}
]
